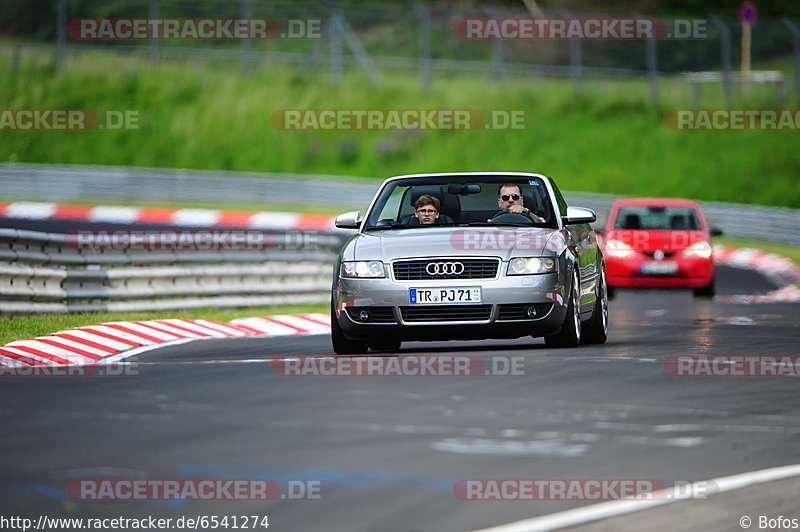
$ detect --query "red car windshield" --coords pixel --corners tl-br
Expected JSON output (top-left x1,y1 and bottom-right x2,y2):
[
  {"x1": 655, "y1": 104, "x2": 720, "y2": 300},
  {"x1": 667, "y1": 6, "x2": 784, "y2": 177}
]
[{"x1": 614, "y1": 206, "x2": 701, "y2": 230}]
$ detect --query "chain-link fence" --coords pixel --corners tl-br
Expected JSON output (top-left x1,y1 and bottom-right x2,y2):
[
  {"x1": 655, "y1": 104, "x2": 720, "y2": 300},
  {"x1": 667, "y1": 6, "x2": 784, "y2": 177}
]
[{"x1": 1, "y1": 0, "x2": 798, "y2": 103}]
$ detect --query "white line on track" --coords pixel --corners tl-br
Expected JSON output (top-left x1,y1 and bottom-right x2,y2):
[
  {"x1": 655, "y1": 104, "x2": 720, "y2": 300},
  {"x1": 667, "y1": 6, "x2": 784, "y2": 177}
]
[{"x1": 471, "y1": 463, "x2": 800, "y2": 532}]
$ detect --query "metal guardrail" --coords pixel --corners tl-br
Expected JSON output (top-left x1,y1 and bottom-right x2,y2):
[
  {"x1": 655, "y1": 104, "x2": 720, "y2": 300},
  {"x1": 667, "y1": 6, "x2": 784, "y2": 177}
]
[
  {"x1": 0, "y1": 228, "x2": 339, "y2": 314},
  {"x1": 1, "y1": 164, "x2": 798, "y2": 244},
  {"x1": 0, "y1": 163, "x2": 378, "y2": 208}
]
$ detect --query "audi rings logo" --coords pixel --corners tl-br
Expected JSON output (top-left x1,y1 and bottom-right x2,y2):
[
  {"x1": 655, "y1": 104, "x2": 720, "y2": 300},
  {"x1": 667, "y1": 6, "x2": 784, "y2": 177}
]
[{"x1": 426, "y1": 262, "x2": 465, "y2": 275}]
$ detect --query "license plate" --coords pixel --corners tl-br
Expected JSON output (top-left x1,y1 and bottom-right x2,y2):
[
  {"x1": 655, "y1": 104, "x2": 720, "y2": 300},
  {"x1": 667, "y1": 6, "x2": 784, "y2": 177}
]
[
  {"x1": 409, "y1": 287, "x2": 481, "y2": 304},
  {"x1": 641, "y1": 261, "x2": 678, "y2": 274}
]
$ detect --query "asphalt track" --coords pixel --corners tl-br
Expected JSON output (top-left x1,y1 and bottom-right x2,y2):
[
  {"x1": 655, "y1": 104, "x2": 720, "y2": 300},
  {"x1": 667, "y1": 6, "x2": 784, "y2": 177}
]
[
  {"x1": 1, "y1": 266, "x2": 799, "y2": 531},
  {"x1": 1, "y1": 217, "x2": 799, "y2": 530}
]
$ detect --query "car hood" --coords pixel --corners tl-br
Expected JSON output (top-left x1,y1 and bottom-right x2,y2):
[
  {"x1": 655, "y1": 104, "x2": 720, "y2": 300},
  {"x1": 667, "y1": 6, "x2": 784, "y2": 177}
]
[{"x1": 349, "y1": 226, "x2": 561, "y2": 262}]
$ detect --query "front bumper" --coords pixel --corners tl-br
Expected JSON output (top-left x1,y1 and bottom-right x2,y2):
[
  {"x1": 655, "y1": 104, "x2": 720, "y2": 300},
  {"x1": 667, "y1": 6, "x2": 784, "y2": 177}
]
[
  {"x1": 334, "y1": 272, "x2": 568, "y2": 342},
  {"x1": 605, "y1": 255, "x2": 714, "y2": 288}
]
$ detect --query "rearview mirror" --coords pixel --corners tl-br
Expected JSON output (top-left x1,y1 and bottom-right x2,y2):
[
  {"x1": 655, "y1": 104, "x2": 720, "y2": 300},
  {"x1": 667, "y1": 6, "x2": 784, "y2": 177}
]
[
  {"x1": 335, "y1": 211, "x2": 362, "y2": 229},
  {"x1": 563, "y1": 206, "x2": 597, "y2": 225},
  {"x1": 446, "y1": 184, "x2": 482, "y2": 195},
  {"x1": 710, "y1": 227, "x2": 724, "y2": 237}
]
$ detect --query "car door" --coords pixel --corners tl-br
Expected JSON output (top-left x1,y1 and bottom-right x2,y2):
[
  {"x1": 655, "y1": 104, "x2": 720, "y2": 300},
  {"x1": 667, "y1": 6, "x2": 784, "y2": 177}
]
[{"x1": 551, "y1": 182, "x2": 599, "y2": 313}]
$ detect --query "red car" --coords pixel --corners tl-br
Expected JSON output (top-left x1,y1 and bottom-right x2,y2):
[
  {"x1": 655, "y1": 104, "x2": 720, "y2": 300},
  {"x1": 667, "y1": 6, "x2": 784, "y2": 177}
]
[{"x1": 602, "y1": 198, "x2": 720, "y2": 298}]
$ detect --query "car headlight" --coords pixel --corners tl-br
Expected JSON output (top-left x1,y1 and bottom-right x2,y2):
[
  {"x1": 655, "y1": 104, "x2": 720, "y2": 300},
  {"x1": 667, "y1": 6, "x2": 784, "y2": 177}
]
[
  {"x1": 507, "y1": 257, "x2": 557, "y2": 275},
  {"x1": 683, "y1": 241, "x2": 712, "y2": 259},
  {"x1": 605, "y1": 239, "x2": 635, "y2": 258},
  {"x1": 341, "y1": 261, "x2": 386, "y2": 278}
]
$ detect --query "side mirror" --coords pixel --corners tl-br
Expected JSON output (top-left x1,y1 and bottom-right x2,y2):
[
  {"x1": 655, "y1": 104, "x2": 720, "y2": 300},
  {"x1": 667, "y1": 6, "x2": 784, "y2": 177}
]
[
  {"x1": 563, "y1": 206, "x2": 597, "y2": 225},
  {"x1": 335, "y1": 211, "x2": 362, "y2": 229},
  {"x1": 710, "y1": 227, "x2": 724, "y2": 237}
]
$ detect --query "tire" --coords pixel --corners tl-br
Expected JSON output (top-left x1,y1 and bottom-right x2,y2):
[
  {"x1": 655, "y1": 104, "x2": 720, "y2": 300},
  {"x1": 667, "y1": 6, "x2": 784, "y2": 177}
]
[
  {"x1": 607, "y1": 285, "x2": 617, "y2": 300},
  {"x1": 544, "y1": 269, "x2": 582, "y2": 348},
  {"x1": 368, "y1": 340, "x2": 402, "y2": 352},
  {"x1": 692, "y1": 277, "x2": 715, "y2": 298},
  {"x1": 583, "y1": 263, "x2": 609, "y2": 344},
  {"x1": 331, "y1": 302, "x2": 368, "y2": 355}
]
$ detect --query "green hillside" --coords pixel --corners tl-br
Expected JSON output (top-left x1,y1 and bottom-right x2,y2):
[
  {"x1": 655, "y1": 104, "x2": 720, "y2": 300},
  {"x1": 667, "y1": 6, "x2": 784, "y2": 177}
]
[{"x1": 2, "y1": 47, "x2": 798, "y2": 207}]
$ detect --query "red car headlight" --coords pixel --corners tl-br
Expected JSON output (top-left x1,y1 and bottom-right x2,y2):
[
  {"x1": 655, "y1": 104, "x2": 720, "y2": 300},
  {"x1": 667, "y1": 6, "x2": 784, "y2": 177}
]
[
  {"x1": 683, "y1": 241, "x2": 712, "y2": 259},
  {"x1": 605, "y1": 239, "x2": 635, "y2": 259}
]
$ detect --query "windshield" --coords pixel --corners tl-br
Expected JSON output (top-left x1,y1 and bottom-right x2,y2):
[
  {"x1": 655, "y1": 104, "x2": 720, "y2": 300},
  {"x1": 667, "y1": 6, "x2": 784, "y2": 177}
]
[
  {"x1": 363, "y1": 176, "x2": 556, "y2": 230},
  {"x1": 614, "y1": 206, "x2": 701, "y2": 230}
]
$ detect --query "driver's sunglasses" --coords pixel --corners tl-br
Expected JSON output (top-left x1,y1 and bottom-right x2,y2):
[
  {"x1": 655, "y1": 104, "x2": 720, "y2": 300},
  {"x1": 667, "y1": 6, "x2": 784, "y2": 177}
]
[
  {"x1": 416, "y1": 209, "x2": 438, "y2": 214},
  {"x1": 499, "y1": 194, "x2": 521, "y2": 201}
]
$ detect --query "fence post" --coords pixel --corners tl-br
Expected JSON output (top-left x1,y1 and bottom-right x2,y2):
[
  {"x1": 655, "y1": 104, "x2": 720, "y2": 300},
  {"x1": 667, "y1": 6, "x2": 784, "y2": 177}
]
[
  {"x1": 561, "y1": 10, "x2": 583, "y2": 95},
  {"x1": 56, "y1": 0, "x2": 66, "y2": 71},
  {"x1": 330, "y1": 5, "x2": 344, "y2": 84},
  {"x1": 710, "y1": 16, "x2": 732, "y2": 105},
  {"x1": 636, "y1": 13, "x2": 658, "y2": 105},
  {"x1": 483, "y1": 7, "x2": 505, "y2": 79},
  {"x1": 784, "y1": 17, "x2": 800, "y2": 98},
  {"x1": 238, "y1": 0, "x2": 252, "y2": 74},
  {"x1": 338, "y1": 13, "x2": 382, "y2": 85},
  {"x1": 148, "y1": 0, "x2": 159, "y2": 65},
  {"x1": 12, "y1": 45, "x2": 20, "y2": 74},
  {"x1": 413, "y1": 2, "x2": 432, "y2": 92}
]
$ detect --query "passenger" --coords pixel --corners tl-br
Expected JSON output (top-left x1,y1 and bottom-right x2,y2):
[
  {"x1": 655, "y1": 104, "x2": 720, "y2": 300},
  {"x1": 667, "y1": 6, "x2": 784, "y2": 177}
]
[{"x1": 413, "y1": 195, "x2": 441, "y2": 225}]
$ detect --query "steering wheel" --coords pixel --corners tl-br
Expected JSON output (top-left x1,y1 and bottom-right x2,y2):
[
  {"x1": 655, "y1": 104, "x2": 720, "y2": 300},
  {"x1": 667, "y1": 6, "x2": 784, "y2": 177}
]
[{"x1": 490, "y1": 212, "x2": 534, "y2": 224}]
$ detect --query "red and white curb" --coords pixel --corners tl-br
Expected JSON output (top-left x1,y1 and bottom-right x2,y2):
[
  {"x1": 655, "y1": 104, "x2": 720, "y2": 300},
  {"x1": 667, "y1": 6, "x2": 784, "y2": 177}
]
[
  {"x1": 0, "y1": 314, "x2": 331, "y2": 368},
  {"x1": 714, "y1": 245, "x2": 800, "y2": 303},
  {"x1": 0, "y1": 201, "x2": 337, "y2": 231}
]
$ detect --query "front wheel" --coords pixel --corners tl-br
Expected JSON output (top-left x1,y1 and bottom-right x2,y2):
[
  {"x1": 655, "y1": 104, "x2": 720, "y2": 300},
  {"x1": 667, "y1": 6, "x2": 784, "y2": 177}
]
[
  {"x1": 331, "y1": 302, "x2": 368, "y2": 355},
  {"x1": 583, "y1": 263, "x2": 609, "y2": 344},
  {"x1": 368, "y1": 340, "x2": 402, "y2": 352},
  {"x1": 692, "y1": 277, "x2": 715, "y2": 298},
  {"x1": 544, "y1": 270, "x2": 582, "y2": 348}
]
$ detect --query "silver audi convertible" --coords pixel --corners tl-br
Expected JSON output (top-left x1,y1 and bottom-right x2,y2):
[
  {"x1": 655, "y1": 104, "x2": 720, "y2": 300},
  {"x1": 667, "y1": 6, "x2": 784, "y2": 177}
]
[{"x1": 330, "y1": 172, "x2": 608, "y2": 354}]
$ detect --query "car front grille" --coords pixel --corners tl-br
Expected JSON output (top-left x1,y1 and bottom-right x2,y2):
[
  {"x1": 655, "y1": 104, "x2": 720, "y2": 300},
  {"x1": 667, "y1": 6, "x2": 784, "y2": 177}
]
[
  {"x1": 400, "y1": 305, "x2": 492, "y2": 322},
  {"x1": 497, "y1": 303, "x2": 553, "y2": 320},
  {"x1": 393, "y1": 259, "x2": 500, "y2": 280},
  {"x1": 643, "y1": 252, "x2": 676, "y2": 258},
  {"x1": 345, "y1": 306, "x2": 396, "y2": 323}
]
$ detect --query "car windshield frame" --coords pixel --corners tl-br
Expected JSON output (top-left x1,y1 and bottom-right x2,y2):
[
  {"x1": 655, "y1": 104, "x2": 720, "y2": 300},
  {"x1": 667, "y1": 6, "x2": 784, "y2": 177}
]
[{"x1": 362, "y1": 175, "x2": 557, "y2": 231}]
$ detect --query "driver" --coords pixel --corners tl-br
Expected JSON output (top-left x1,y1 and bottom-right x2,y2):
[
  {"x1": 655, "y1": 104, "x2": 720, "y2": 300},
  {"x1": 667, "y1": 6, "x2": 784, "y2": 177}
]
[{"x1": 493, "y1": 184, "x2": 545, "y2": 223}]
